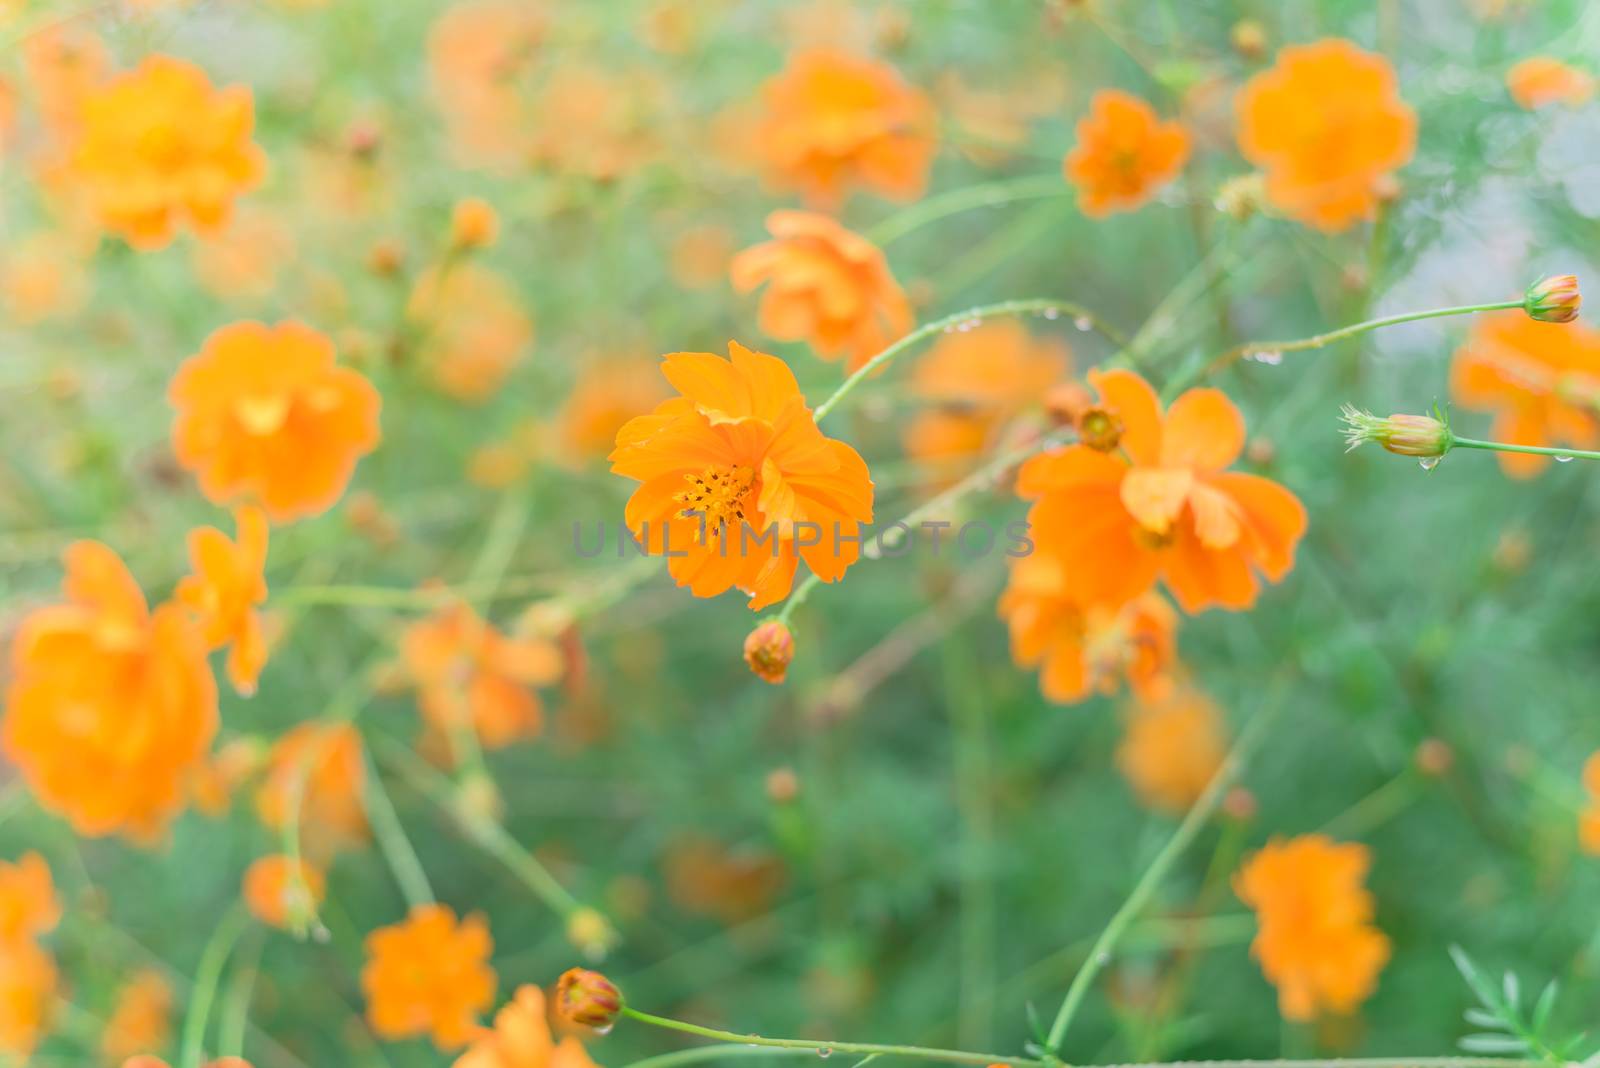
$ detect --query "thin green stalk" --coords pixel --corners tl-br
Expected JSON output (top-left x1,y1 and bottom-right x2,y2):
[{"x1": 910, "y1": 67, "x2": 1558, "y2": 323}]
[
  {"x1": 813, "y1": 300, "x2": 1125, "y2": 424},
  {"x1": 362, "y1": 751, "x2": 436, "y2": 910},
  {"x1": 179, "y1": 904, "x2": 251, "y2": 1068},
  {"x1": 1319, "y1": 772, "x2": 1422, "y2": 839},
  {"x1": 942, "y1": 636, "x2": 996, "y2": 1049},
  {"x1": 1043, "y1": 679, "x2": 1290, "y2": 1052},
  {"x1": 218, "y1": 930, "x2": 264, "y2": 1060},
  {"x1": 868, "y1": 174, "x2": 1074, "y2": 247},
  {"x1": 623, "y1": 1048, "x2": 800, "y2": 1068},
  {"x1": 1452, "y1": 437, "x2": 1600, "y2": 462},
  {"x1": 620, "y1": 1007, "x2": 1034, "y2": 1068}
]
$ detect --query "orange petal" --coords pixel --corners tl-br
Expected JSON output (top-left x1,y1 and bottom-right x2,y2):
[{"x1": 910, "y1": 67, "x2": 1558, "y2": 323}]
[
  {"x1": 1120, "y1": 467, "x2": 1193, "y2": 534},
  {"x1": 1161, "y1": 388, "x2": 1246, "y2": 471},
  {"x1": 1088, "y1": 368, "x2": 1162, "y2": 464}
]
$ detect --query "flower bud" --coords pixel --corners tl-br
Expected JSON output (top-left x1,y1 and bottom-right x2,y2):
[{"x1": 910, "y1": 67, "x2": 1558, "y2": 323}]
[
  {"x1": 555, "y1": 967, "x2": 623, "y2": 1031},
  {"x1": 1077, "y1": 406, "x2": 1123, "y2": 452},
  {"x1": 1214, "y1": 172, "x2": 1266, "y2": 221},
  {"x1": 1525, "y1": 274, "x2": 1581, "y2": 323},
  {"x1": 1339, "y1": 405, "x2": 1452, "y2": 458},
  {"x1": 1230, "y1": 19, "x2": 1267, "y2": 59},
  {"x1": 565, "y1": 907, "x2": 620, "y2": 961},
  {"x1": 1414, "y1": 737, "x2": 1454, "y2": 777},
  {"x1": 450, "y1": 197, "x2": 499, "y2": 250},
  {"x1": 743, "y1": 620, "x2": 794, "y2": 684}
]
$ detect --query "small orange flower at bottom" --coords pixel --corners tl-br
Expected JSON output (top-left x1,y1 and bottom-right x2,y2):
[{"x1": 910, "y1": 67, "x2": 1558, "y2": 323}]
[
  {"x1": 362, "y1": 905, "x2": 497, "y2": 1050},
  {"x1": 1064, "y1": 89, "x2": 1190, "y2": 217},
  {"x1": 0, "y1": 939, "x2": 56, "y2": 1062},
  {"x1": 1115, "y1": 684, "x2": 1228, "y2": 814},
  {"x1": 177, "y1": 505, "x2": 270, "y2": 695},
  {"x1": 101, "y1": 970, "x2": 173, "y2": 1064},
  {"x1": 242, "y1": 855, "x2": 327, "y2": 930},
  {"x1": 453, "y1": 986, "x2": 600, "y2": 1068},
  {"x1": 1234, "y1": 835, "x2": 1390, "y2": 1021}
]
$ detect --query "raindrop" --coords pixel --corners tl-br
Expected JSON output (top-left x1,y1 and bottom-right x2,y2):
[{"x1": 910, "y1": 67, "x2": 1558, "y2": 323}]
[
  {"x1": 1555, "y1": 454, "x2": 1575, "y2": 463},
  {"x1": 1247, "y1": 349, "x2": 1283, "y2": 365},
  {"x1": 1418, "y1": 456, "x2": 1441, "y2": 471},
  {"x1": 818, "y1": 1050, "x2": 833, "y2": 1059},
  {"x1": 1073, "y1": 315, "x2": 1093, "y2": 332},
  {"x1": 941, "y1": 325, "x2": 956, "y2": 334},
  {"x1": 1095, "y1": 950, "x2": 1112, "y2": 965},
  {"x1": 1042, "y1": 307, "x2": 1060, "y2": 320}
]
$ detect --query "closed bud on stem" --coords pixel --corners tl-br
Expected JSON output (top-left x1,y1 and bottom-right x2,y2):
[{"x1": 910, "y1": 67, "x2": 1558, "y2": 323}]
[
  {"x1": 1524, "y1": 274, "x2": 1581, "y2": 323},
  {"x1": 555, "y1": 967, "x2": 623, "y2": 1031},
  {"x1": 450, "y1": 197, "x2": 499, "y2": 250},
  {"x1": 1339, "y1": 405, "x2": 1453, "y2": 459},
  {"x1": 1077, "y1": 406, "x2": 1123, "y2": 452},
  {"x1": 743, "y1": 620, "x2": 794, "y2": 684}
]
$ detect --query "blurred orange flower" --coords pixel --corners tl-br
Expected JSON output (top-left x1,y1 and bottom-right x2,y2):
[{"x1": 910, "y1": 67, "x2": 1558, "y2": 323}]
[
  {"x1": 169, "y1": 320, "x2": 382, "y2": 522},
  {"x1": 408, "y1": 264, "x2": 534, "y2": 403},
  {"x1": 751, "y1": 48, "x2": 937, "y2": 207},
  {"x1": 1235, "y1": 835, "x2": 1390, "y2": 1021},
  {"x1": 427, "y1": 0, "x2": 545, "y2": 170},
  {"x1": 363, "y1": 905, "x2": 496, "y2": 1050},
  {"x1": 191, "y1": 737, "x2": 265, "y2": 818},
  {"x1": 21, "y1": 23, "x2": 109, "y2": 142},
  {"x1": 528, "y1": 62, "x2": 662, "y2": 181},
  {"x1": 1115, "y1": 683, "x2": 1227, "y2": 813},
  {"x1": 0, "y1": 853, "x2": 60, "y2": 944},
  {"x1": 610, "y1": 342, "x2": 875, "y2": 610},
  {"x1": 665, "y1": 835, "x2": 786, "y2": 924},
  {"x1": 0, "y1": 234, "x2": 90, "y2": 325},
  {"x1": 242, "y1": 854, "x2": 326, "y2": 930},
  {"x1": 731, "y1": 210, "x2": 913, "y2": 372},
  {"x1": 1579, "y1": 753, "x2": 1600, "y2": 855},
  {"x1": 556, "y1": 359, "x2": 668, "y2": 463},
  {"x1": 451, "y1": 197, "x2": 500, "y2": 249},
  {"x1": 1506, "y1": 57, "x2": 1594, "y2": 108},
  {"x1": 124, "y1": 1059, "x2": 252, "y2": 1068},
  {"x1": 0, "y1": 939, "x2": 56, "y2": 1062},
  {"x1": 65, "y1": 55, "x2": 266, "y2": 249},
  {"x1": 454, "y1": 985, "x2": 600, "y2": 1068},
  {"x1": 1017, "y1": 369, "x2": 1306, "y2": 613},
  {"x1": 191, "y1": 210, "x2": 297, "y2": 301},
  {"x1": 177, "y1": 505, "x2": 269, "y2": 695},
  {"x1": 1236, "y1": 39, "x2": 1416, "y2": 232},
  {"x1": 255, "y1": 721, "x2": 368, "y2": 857},
  {"x1": 400, "y1": 601, "x2": 564, "y2": 751},
  {"x1": 2, "y1": 542, "x2": 217, "y2": 842},
  {"x1": 1064, "y1": 89, "x2": 1189, "y2": 217},
  {"x1": 1450, "y1": 312, "x2": 1600, "y2": 479},
  {"x1": 101, "y1": 970, "x2": 173, "y2": 1065}
]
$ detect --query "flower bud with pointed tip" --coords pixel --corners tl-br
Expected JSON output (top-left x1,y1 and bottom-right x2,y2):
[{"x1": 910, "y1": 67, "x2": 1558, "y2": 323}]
[
  {"x1": 1525, "y1": 274, "x2": 1581, "y2": 323},
  {"x1": 743, "y1": 620, "x2": 794, "y2": 684},
  {"x1": 555, "y1": 967, "x2": 623, "y2": 1032},
  {"x1": 1340, "y1": 405, "x2": 1452, "y2": 458}
]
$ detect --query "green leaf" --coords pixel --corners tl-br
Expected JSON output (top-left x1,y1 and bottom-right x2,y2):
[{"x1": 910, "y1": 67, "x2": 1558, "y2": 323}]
[
  {"x1": 1460, "y1": 1034, "x2": 1532, "y2": 1054},
  {"x1": 1532, "y1": 979, "x2": 1560, "y2": 1031}
]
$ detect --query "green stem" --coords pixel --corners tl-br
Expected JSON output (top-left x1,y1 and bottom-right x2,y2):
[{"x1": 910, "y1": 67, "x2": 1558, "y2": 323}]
[
  {"x1": 813, "y1": 300, "x2": 1125, "y2": 425},
  {"x1": 179, "y1": 904, "x2": 251, "y2": 1068},
  {"x1": 866, "y1": 174, "x2": 1073, "y2": 247},
  {"x1": 1043, "y1": 679, "x2": 1289, "y2": 1052},
  {"x1": 1452, "y1": 437, "x2": 1600, "y2": 462},
  {"x1": 1319, "y1": 772, "x2": 1422, "y2": 839},
  {"x1": 362, "y1": 751, "x2": 435, "y2": 910},
  {"x1": 942, "y1": 637, "x2": 996, "y2": 1049},
  {"x1": 620, "y1": 1007, "x2": 1034, "y2": 1068},
  {"x1": 624, "y1": 1048, "x2": 801, "y2": 1068}
]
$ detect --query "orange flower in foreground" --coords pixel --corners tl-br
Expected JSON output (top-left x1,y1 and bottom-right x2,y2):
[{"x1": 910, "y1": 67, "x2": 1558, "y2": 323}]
[
  {"x1": 751, "y1": 48, "x2": 937, "y2": 206},
  {"x1": 177, "y1": 505, "x2": 269, "y2": 695},
  {"x1": 66, "y1": 55, "x2": 266, "y2": 249},
  {"x1": 3, "y1": 542, "x2": 217, "y2": 842},
  {"x1": 363, "y1": 905, "x2": 496, "y2": 1051},
  {"x1": 1235, "y1": 835, "x2": 1390, "y2": 1021},
  {"x1": 101, "y1": 970, "x2": 173, "y2": 1064},
  {"x1": 1064, "y1": 90, "x2": 1189, "y2": 217},
  {"x1": 1450, "y1": 312, "x2": 1600, "y2": 479},
  {"x1": 255, "y1": 721, "x2": 368, "y2": 857},
  {"x1": 1236, "y1": 39, "x2": 1416, "y2": 231},
  {"x1": 242, "y1": 854, "x2": 326, "y2": 930},
  {"x1": 731, "y1": 210, "x2": 913, "y2": 371},
  {"x1": 1017, "y1": 369, "x2": 1306, "y2": 614},
  {"x1": 1000, "y1": 554, "x2": 1177, "y2": 705},
  {"x1": 1115, "y1": 684, "x2": 1227, "y2": 813},
  {"x1": 454, "y1": 985, "x2": 600, "y2": 1068},
  {"x1": 1507, "y1": 57, "x2": 1594, "y2": 109},
  {"x1": 0, "y1": 939, "x2": 56, "y2": 1061},
  {"x1": 610, "y1": 342, "x2": 874, "y2": 610},
  {"x1": 400, "y1": 601, "x2": 563, "y2": 751},
  {"x1": 0, "y1": 853, "x2": 60, "y2": 944},
  {"x1": 408, "y1": 264, "x2": 534, "y2": 403},
  {"x1": 170, "y1": 320, "x2": 381, "y2": 522}
]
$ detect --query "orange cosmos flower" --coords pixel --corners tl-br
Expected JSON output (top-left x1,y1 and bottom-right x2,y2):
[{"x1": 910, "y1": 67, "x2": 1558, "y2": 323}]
[
  {"x1": 1235, "y1": 39, "x2": 1416, "y2": 232},
  {"x1": 751, "y1": 48, "x2": 937, "y2": 207},
  {"x1": 176, "y1": 505, "x2": 269, "y2": 695},
  {"x1": 454, "y1": 985, "x2": 601, "y2": 1068},
  {"x1": 1115, "y1": 684, "x2": 1227, "y2": 813},
  {"x1": 609, "y1": 342, "x2": 874, "y2": 610},
  {"x1": 1507, "y1": 57, "x2": 1594, "y2": 109},
  {"x1": 1063, "y1": 89, "x2": 1190, "y2": 217},
  {"x1": 1579, "y1": 753, "x2": 1600, "y2": 855},
  {"x1": 101, "y1": 970, "x2": 173, "y2": 1064},
  {"x1": 3, "y1": 542, "x2": 217, "y2": 842},
  {"x1": 21, "y1": 23, "x2": 109, "y2": 143},
  {"x1": 1450, "y1": 312, "x2": 1600, "y2": 479},
  {"x1": 408, "y1": 264, "x2": 534, "y2": 403},
  {"x1": 169, "y1": 320, "x2": 381, "y2": 522},
  {"x1": 363, "y1": 905, "x2": 496, "y2": 1050},
  {"x1": 1234, "y1": 835, "x2": 1391, "y2": 1021},
  {"x1": 0, "y1": 853, "x2": 60, "y2": 944},
  {"x1": 65, "y1": 55, "x2": 266, "y2": 249},
  {"x1": 427, "y1": 0, "x2": 545, "y2": 170},
  {"x1": 255, "y1": 721, "x2": 368, "y2": 857},
  {"x1": 1017, "y1": 369, "x2": 1306, "y2": 614},
  {"x1": 999, "y1": 554, "x2": 1177, "y2": 705},
  {"x1": 731, "y1": 211, "x2": 913, "y2": 372},
  {"x1": 0, "y1": 939, "x2": 55, "y2": 1061},
  {"x1": 242, "y1": 854, "x2": 326, "y2": 930},
  {"x1": 555, "y1": 358, "x2": 668, "y2": 464},
  {"x1": 400, "y1": 600, "x2": 563, "y2": 751}
]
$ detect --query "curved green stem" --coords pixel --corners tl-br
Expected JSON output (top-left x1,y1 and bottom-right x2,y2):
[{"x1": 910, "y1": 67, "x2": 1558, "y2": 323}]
[
  {"x1": 1452, "y1": 437, "x2": 1600, "y2": 462},
  {"x1": 179, "y1": 904, "x2": 251, "y2": 1068},
  {"x1": 362, "y1": 750, "x2": 435, "y2": 910},
  {"x1": 866, "y1": 174, "x2": 1072, "y2": 247}
]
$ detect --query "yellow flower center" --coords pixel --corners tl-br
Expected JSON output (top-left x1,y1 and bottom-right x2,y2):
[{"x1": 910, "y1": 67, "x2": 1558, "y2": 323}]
[{"x1": 674, "y1": 464, "x2": 757, "y2": 537}]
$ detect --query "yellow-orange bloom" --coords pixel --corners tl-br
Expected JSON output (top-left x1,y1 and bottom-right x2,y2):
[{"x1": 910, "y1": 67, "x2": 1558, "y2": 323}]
[
  {"x1": 101, "y1": 970, "x2": 173, "y2": 1064},
  {"x1": 1234, "y1": 835, "x2": 1391, "y2": 1021},
  {"x1": 751, "y1": 48, "x2": 937, "y2": 207},
  {"x1": 65, "y1": 55, "x2": 266, "y2": 249},
  {"x1": 1236, "y1": 39, "x2": 1416, "y2": 232},
  {"x1": 1450, "y1": 312, "x2": 1600, "y2": 478},
  {"x1": 453, "y1": 986, "x2": 600, "y2": 1068},
  {"x1": 2, "y1": 542, "x2": 217, "y2": 842},
  {"x1": 408, "y1": 264, "x2": 534, "y2": 403},
  {"x1": 610, "y1": 342, "x2": 874, "y2": 610},
  {"x1": 363, "y1": 905, "x2": 496, "y2": 1050},
  {"x1": 1064, "y1": 90, "x2": 1190, "y2": 217},
  {"x1": 0, "y1": 853, "x2": 60, "y2": 944},
  {"x1": 0, "y1": 939, "x2": 55, "y2": 1061},
  {"x1": 242, "y1": 854, "x2": 326, "y2": 930},
  {"x1": 176, "y1": 505, "x2": 269, "y2": 695},
  {"x1": 1115, "y1": 684, "x2": 1227, "y2": 813},
  {"x1": 169, "y1": 321, "x2": 381, "y2": 522},
  {"x1": 731, "y1": 210, "x2": 913, "y2": 372},
  {"x1": 255, "y1": 721, "x2": 368, "y2": 858},
  {"x1": 1507, "y1": 57, "x2": 1594, "y2": 109}
]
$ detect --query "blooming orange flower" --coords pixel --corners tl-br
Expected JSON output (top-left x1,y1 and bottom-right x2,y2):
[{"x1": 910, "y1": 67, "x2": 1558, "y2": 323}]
[
  {"x1": 0, "y1": 939, "x2": 56, "y2": 1062},
  {"x1": 0, "y1": 853, "x2": 60, "y2": 945},
  {"x1": 1115, "y1": 684, "x2": 1227, "y2": 813},
  {"x1": 101, "y1": 970, "x2": 173, "y2": 1064},
  {"x1": 408, "y1": 264, "x2": 534, "y2": 403},
  {"x1": 176, "y1": 505, "x2": 269, "y2": 695},
  {"x1": 454, "y1": 985, "x2": 601, "y2": 1068},
  {"x1": 1017, "y1": 369, "x2": 1306, "y2": 613},
  {"x1": 255, "y1": 721, "x2": 368, "y2": 858},
  {"x1": 999, "y1": 553, "x2": 1178, "y2": 705},
  {"x1": 65, "y1": 55, "x2": 266, "y2": 249},
  {"x1": 609, "y1": 342, "x2": 875, "y2": 610},
  {"x1": 3, "y1": 542, "x2": 217, "y2": 842},
  {"x1": 1234, "y1": 835, "x2": 1391, "y2": 1021},
  {"x1": 242, "y1": 854, "x2": 326, "y2": 930},
  {"x1": 363, "y1": 905, "x2": 496, "y2": 1050},
  {"x1": 400, "y1": 600, "x2": 564, "y2": 751},
  {"x1": 169, "y1": 320, "x2": 382, "y2": 522},
  {"x1": 427, "y1": 0, "x2": 545, "y2": 170},
  {"x1": 1235, "y1": 39, "x2": 1416, "y2": 232},
  {"x1": 751, "y1": 48, "x2": 937, "y2": 207},
  {"x1": 731, "y1": 211, "x2": 913, "y2": 372},
  {"x1": 1507, "y1": 57, "x2": 1594, "y2": 109},
  {"x1": 1451, "y1": 311, "x2": 1600, "y2": 478},
  {"x1": 124, "y1": 1058, "x2": 252, "y2": 1068},
  {"x1": 1063, "y1": 89, "x2": 1190, "y2": 217}
]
